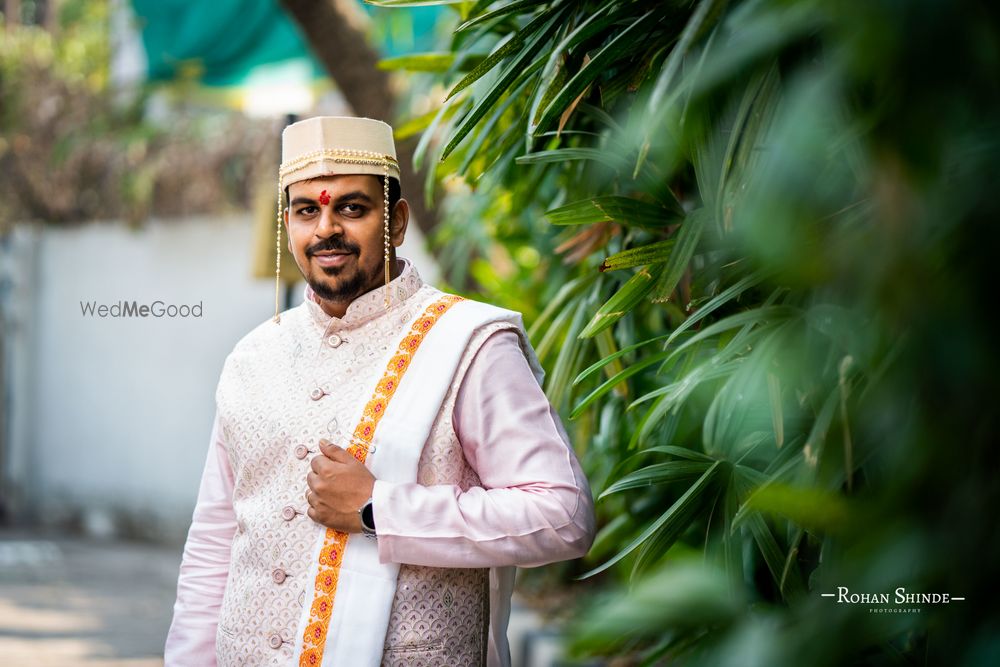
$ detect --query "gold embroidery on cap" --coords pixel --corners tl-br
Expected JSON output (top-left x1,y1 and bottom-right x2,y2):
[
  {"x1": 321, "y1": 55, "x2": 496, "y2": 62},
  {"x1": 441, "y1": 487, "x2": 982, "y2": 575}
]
[{"x1": 280, "y1": 149, "x2": 399, "y2": 185}]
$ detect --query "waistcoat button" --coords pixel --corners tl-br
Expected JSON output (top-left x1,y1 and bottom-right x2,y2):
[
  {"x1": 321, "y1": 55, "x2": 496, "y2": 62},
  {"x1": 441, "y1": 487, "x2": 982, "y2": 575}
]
[
  {"x1": 293, "y1": 444, "x2": 309, "y2": 460},
  {"x1": 268, "y1": 633, "x2": 283, "y2": 649},
  {"x1": 327, "y1": 333, "x2": 344, "y2": 348},
  {"x1": 310, "y1": 387, "x2": 325, "y2": 401},
  {"x1": 272, "y1": 568, "x2": 287, "y2": 584},
  {"x1": 281, "y1": 505, "x2": 297, "y2": 521}
]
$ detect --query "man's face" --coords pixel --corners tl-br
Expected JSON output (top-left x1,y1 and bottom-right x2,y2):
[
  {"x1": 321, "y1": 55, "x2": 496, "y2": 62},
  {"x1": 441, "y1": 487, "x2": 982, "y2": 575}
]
[{"x1": 284, "y1": 174, "x2": 404, "y2": 312}]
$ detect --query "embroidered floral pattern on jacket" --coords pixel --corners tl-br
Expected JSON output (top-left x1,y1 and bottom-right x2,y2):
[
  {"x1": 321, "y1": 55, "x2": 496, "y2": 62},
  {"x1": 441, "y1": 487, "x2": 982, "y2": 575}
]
[
  {"x1": 299, "y1": 294, "x2": 464, "y2": 666},
  {"x1": 212, "y1": 259, "x2": 524, "y2": 666}
]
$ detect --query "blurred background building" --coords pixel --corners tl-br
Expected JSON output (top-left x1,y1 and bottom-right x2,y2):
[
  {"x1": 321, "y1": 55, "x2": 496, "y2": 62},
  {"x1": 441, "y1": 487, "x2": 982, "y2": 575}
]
[
  {"x1": 0, "y1": 2, "x2": 469, "y2": 664},
  {"x1": 0, "y1": 0, "x2": 443, "y2": 542}
]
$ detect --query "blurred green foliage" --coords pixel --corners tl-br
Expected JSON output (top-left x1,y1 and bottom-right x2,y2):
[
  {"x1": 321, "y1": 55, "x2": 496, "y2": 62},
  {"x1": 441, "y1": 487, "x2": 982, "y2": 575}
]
[
  {"x1": 0, "y1": 0, "x2": 273, "y2": 229},
  {"x1": 0, "y1": 0, "x2": 111, "y2": 92},
  {"x1": 378, "y1": 0, "x2": 1000, "y2": 664}
]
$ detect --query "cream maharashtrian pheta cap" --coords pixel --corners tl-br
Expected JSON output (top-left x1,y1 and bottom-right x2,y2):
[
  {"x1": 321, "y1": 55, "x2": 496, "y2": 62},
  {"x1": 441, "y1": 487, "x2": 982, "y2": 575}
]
[{"x1": 272, "y1": 116, "x2": 401, "y2": 323}]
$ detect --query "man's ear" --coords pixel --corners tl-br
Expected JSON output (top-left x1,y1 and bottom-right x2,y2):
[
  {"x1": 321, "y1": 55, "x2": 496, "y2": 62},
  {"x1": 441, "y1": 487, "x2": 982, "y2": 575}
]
[{"x1": 390, "y1": 198, "x2": 410, "y2": 247}]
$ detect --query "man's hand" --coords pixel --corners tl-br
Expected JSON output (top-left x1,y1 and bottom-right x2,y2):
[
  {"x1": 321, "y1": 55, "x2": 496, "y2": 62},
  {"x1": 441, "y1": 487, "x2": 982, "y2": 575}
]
[{"x1": 305, "y1": 439, "x2": 376, "y2": 533}]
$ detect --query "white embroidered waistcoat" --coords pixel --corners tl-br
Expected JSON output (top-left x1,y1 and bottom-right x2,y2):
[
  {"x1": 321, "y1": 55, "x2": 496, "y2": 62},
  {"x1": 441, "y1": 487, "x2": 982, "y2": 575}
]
[{"x1": 213, "y1": 264, "x2": 531, "y2": 666}]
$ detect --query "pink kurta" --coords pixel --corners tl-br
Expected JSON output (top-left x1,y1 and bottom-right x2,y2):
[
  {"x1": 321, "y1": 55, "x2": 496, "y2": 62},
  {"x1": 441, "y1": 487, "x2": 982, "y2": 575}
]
[{"x1": 165, "y1": 258, "x2": 595, "y2": 666}]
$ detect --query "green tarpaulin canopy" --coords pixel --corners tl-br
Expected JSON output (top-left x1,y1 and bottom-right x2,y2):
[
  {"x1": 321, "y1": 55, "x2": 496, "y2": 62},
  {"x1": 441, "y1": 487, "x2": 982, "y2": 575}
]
[{"x1": 130, "y1": 0, "x2": 441, "y2": 87}]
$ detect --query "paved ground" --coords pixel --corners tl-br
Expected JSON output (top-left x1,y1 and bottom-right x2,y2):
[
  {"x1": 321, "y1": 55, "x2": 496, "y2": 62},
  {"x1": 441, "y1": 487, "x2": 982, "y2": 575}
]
[
  {"x1": 0, "y1": 531, "x2": 180, "y2": 666},
  {"x1": 0, "y1": 530, "x2": 582, "y2": 667}
]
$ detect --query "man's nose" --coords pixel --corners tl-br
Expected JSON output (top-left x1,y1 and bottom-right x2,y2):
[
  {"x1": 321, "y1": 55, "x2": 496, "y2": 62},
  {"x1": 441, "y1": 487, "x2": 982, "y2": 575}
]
[{"x1": 314, "y1": 206, "x2": 343, "y2": 237}]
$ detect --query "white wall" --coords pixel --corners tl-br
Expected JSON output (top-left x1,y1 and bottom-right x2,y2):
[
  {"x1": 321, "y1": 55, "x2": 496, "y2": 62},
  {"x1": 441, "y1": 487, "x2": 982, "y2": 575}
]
[{"x1": 0, "y1": 215, "x2": 437, "y2": 542}]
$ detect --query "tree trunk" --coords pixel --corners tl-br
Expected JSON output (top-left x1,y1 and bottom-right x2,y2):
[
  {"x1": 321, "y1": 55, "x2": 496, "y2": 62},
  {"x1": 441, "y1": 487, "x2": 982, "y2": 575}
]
[
  {"x1": 278, "y1": 0, "x2": 436, "y2": 236},
  {"x1": 43, "y1": 0, "x2": 59, "y2": 32},
  {"x1": 4, "y1": 0, "x2": 21, "y2": 29}
]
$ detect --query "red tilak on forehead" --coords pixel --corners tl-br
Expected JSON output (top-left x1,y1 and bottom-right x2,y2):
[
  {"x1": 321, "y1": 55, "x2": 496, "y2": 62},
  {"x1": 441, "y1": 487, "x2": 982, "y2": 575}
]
[{"x1": 318, "y1": 190, "x2": 331, "y2": 206}]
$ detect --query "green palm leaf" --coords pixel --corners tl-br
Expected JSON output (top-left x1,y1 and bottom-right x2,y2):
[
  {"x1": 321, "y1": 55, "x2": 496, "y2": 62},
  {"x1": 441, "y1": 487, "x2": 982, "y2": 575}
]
[
  {"x1": 516, "y1": 147, "x2": 629, "y2": 172},
  {"x1": 455, "y1": 0, "x2": 543, "y2": 32},
  {"x1": 531, "y1": 8, "x2": 663, "y2": 137},
  {"x1": 444, "y1": 7, "x2": 557, "y2": 102},
  {"x1": 599, "y1": 461, "x2": 712, "y2": 499},
  {"x1": 664, "y1": 305, "x2": 799, "y2": 363},
  {"x1": 545, "y1": 195, "x2": 682, "y2": 228},
  {"x1": 579, "y1": 265, "x2": 665, "y2": 339},
  {"x1": 600, "y1": 239, "x2": 677, "y2": 272},
  {"x1": 440, "y1": 28, "x2": 557, "y2": 160},
  {"x1": 662, "y1": 271, "x2": 770, "y2": 347},
  {"x1": 377, "y1": 52, "x2": 485, "y2": 73},
  {"x1": 650, "y1": 208, "x2": 704, "y2": 303},
  {"x1": 571, "y1": 349, "x2": 673, "y2": 419},
  {"x1": 527, "y1": 4, "x2": 619, "y2": 132},
  {"x1": 579, "y1": 461, "x2": 722, "y2": 580},
  {"x1": 574, "y1": 331, "x2": 675, "y2": 386}
]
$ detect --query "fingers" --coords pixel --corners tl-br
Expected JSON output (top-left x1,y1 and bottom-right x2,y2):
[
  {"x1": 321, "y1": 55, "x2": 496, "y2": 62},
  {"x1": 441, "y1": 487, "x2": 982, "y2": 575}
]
[
  {"x1": 304, "y1": 444, "x2": 367, "y2": 532},
  {"x1": 305, "y1": 477, "x2": 324, "y2": 520},
  {"x1": 318, "y1": 439, "x2": 351, "y2": 461},
  {"x1": 311, "y1": 446, "x2": 351, "y2": 478},
  {"x1": 310, "y1": 454, "x2": 326, "y2": 475}
]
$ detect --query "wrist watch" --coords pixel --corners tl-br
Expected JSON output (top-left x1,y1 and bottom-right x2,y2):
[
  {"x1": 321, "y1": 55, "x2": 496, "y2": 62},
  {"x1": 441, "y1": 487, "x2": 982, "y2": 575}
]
[{"x1": 358, "y1": 497, "x2": 377, "y2": 538}]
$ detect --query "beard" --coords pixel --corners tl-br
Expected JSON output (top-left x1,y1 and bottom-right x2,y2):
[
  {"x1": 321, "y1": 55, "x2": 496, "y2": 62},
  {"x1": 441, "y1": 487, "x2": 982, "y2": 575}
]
[
  {"x1": 301, "y1": 234, "x2": 384, "y2": 305},
  {"x1": 307, "y1": 260, "x2": 379, "y2": 302}
]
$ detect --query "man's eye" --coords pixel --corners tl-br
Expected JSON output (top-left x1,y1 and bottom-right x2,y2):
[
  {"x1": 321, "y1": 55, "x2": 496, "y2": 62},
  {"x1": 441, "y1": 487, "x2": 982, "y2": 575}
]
[
  {"x1": 341, "y1": 204, "x2": 365, "y2": 215},
  {"x1": 297, "y1": 206, "x2": 318, "y2": 215}
]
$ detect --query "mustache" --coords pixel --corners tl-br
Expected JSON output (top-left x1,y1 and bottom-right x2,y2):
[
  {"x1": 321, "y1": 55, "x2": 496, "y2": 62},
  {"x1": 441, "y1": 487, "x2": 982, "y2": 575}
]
[{"x1": 306, "y1": 236, "x2": 360, "y2": 257}]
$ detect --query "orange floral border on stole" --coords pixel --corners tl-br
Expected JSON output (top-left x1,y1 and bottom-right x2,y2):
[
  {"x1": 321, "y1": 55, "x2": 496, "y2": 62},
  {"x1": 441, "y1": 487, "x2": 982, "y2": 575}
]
[{"x1": 299, "y1": 294, "x2": 464, "y2": 667}]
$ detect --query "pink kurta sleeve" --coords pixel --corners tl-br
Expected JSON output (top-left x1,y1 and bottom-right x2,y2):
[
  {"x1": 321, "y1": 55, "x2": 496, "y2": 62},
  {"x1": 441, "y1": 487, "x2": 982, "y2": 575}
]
[
  {"x1": 373, "y1": 328, "x2": 596, "y2": 568},
  {"x1": 164, "y1": 410, "x2": 237, "y2": 666}
]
